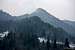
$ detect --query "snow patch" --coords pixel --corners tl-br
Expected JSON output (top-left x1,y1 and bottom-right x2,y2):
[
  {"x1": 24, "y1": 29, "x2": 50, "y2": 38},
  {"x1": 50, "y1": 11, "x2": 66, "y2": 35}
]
[{"x1": 0, "y1": 31, "x2": 9, "y2": 38}]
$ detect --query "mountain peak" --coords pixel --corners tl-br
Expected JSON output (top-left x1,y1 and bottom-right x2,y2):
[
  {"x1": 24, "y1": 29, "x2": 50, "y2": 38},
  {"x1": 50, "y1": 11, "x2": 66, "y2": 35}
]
[
  {"x1": 0, "y1": 10, "x2": 5, "y2": 14},
  {"x1": 0, "y1": 10, "x2": 10, "y2": 16},
  {"x1": 31, "y1": 8, "x2": 52, "y2": 17},
  {"x1": 36, "y1": 8, "x2": 46, "y2": 11},
  {"x1": 36, "y1": 8, "x2": 50, "y2": 14}
]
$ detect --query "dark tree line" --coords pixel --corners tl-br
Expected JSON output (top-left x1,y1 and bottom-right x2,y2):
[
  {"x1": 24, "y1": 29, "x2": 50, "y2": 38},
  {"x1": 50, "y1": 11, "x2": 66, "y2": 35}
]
[
  {"x1": 39, "y1": 37, "x2": 70, "y2": 50},
  {"x1": 0, "y1": 32, "x2": 15, "y2": 50},
  {"x1": 0, "y1": 31, "x2": 70, "y2": 50}
]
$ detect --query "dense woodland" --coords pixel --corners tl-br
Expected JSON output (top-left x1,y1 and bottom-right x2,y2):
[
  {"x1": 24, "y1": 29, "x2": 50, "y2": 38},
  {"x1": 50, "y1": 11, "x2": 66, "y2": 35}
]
[{"x1": 0, "y1": 31, "x2": 74, "y2": 50}]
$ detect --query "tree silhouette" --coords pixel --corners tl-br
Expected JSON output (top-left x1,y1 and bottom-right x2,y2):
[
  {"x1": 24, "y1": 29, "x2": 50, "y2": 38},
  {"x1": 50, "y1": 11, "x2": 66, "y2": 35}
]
[
  {"x1": 40, "y1": 40, "x2": 46, "y2": 50},
  {"x1": 64, "y1": 38, "x2": 70, "y2": 48},
  {"x1": 42, "y1": 40, "x2": 45, "y2": 46},
  {"x1": 46, "y1": 37, "x2": 50, "y2": 50},
  {"x1": 53, "y1": 38, "x2": 57, "y2": 48}
]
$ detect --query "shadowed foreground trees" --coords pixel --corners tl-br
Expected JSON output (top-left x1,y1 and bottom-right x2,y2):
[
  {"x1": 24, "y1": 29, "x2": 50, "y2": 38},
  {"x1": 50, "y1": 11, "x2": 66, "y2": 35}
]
[
  {"x1": 53, "y1": 39, "x2": 57, "y2": 48},
  {"x1": 64, "y1": 38, "x2": 70, "y2": 48},
  {"x1": 0, "y1": 32, "x2": 15, "y2": 50},
  {"x1": 0, "y1": 32, "x2": 40, "y2": 50},
  {"x1": 46, "y1": 37, "x2": 51, "y2": 50},
  {"x1": 0, "y1": 32, "x2": 73, "y2": 50}
]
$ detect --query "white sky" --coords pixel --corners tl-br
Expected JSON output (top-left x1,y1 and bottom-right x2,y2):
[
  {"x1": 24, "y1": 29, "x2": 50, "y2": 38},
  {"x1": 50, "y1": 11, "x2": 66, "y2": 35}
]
[{"x1": 0, "y1": 0, "x2": 75, "y2": 21}]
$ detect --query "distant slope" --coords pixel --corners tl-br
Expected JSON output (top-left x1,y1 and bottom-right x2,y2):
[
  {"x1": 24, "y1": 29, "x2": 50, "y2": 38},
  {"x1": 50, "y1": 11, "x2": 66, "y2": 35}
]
[
  {"x1": 0, "y1": 9, "x2": 75, "y2": 42},
  {"x1": 31, "y1": 8, "x2": 75, "y2": 36},
  {"x1": 0, "y1": 9, "x2": 75, "y2": 36},
  {"x1": 13, "y1": 16, "x2": 74, "y2": 42},
  {"x1": 0, "y1": 10, "x2": 15, "y2": 21},
  {"x1": 0, "y1": 10, "x2": 16, "y2": 32},
  {"x1": 63, "y1": 20, "x2": 75, "y2": 28}
]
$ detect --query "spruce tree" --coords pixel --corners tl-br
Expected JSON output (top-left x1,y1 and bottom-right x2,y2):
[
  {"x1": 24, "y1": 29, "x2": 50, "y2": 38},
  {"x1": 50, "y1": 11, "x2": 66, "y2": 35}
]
[
  {"x1": 53, "y1": 39, "x2": 57, "y2": 48},
  {"x1": 46, "y1": 37, "x2": 50, "y2": 50},
  {"x1": 64, "y1": 38, "x2": 70, "y2": 48}
]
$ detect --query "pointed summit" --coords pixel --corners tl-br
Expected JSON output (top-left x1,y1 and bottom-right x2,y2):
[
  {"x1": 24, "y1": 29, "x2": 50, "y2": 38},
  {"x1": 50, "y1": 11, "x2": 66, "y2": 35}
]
[
  {"x1": 36, "y1": 8, "x2": 47, "y2": 13},
  {"x1": 0, "y1": 10, "x2": 3, "y2": 13},
  {"x1": 34, "y1": 8, "x2": 52, "y2": 16},
  {"x1": 31, "y1": 8, "x2": 57, "y2": 24},
  {"x1": 0, "y1": 10, "x2": 6, "y2": 15},
  {"x1": 0, "y1": 10, "x2": 15, "y2": 21},
  {"x1": 31, "y1": 8, "x2": 75, "y2": 35},
  {"x1": 0, "y1": 10, "x2": 10, "y2": 16}
]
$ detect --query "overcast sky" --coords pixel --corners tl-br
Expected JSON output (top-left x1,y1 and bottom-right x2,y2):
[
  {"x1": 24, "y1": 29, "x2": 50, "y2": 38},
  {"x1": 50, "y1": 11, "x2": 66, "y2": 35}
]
[{"x1": 0, "y1": 0, "x2": 75, "y2": 21}]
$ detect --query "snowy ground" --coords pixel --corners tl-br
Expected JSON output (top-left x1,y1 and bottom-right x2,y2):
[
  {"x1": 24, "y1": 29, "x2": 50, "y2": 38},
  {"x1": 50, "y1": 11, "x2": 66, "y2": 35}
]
[
  {"x1": 38, "y1": 37, "x2": 75, "y2": 48},
  {"x1": 0, "y1": 31, "x2": 9, "y2": 39}
]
